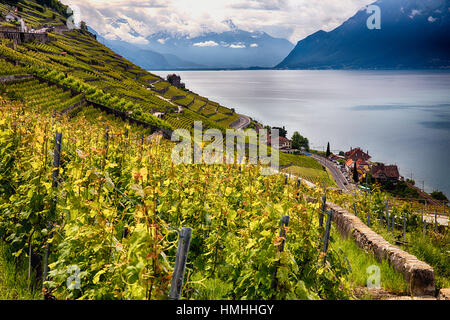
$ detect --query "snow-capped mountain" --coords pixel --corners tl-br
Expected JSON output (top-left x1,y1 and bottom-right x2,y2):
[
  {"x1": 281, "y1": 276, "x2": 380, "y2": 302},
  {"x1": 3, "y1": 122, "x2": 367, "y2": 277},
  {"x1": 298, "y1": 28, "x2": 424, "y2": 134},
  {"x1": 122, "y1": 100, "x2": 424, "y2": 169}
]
[{"x1": 93, "y1": 19, "x2": 293, "y2": 69}]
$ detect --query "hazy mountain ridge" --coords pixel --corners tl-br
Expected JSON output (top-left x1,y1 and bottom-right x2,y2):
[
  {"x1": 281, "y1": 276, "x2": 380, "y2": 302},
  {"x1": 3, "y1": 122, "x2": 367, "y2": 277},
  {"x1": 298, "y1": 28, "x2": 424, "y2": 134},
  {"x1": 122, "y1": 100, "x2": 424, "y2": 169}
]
[
  {"x1": 92, "y1": 18, "x2": 294, "y2": 69},
  {"x1": 277, "y1": 0, "x2": 450, "y2": 69}
]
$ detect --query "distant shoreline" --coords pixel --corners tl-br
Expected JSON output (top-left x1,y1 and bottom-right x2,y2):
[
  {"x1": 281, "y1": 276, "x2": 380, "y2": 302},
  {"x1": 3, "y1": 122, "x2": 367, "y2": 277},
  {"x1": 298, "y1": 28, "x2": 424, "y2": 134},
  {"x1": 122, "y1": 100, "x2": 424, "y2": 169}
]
[{"x1": 149, "y1": 67, "x2": 450, "y2": 72}]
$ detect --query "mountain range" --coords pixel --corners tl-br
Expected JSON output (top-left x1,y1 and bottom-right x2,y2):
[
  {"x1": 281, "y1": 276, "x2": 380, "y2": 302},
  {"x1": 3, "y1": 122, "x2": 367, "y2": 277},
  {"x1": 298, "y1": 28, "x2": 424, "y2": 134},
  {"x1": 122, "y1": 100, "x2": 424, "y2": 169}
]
[
  {"x1": 277, "y1": 0, "x2": 450, "y2": 69},
  {"x1": 92, "y1": 19, "x2": 294, "y2": 70}
]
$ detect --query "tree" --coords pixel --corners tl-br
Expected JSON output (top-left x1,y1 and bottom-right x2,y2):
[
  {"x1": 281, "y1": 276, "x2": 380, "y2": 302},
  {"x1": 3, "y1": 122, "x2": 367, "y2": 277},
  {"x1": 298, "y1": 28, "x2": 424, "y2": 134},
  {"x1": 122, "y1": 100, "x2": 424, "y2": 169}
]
[
  {"x1": 291, "y1": 131, "x2": 309, "y2": 151},
  {"x1": 431, "y1": 191, "x2": 448, "y2": 202},
  {"x1": 291, "y1": 132, "x2": 302, "y2": 149},
  {"x1": 80, "y1": 21, "x2": 88, "y2": 32},
  {"x1": 353, "y1": 162, "x2": 359, "y2": 183},
  {"x1": 166, "y1": 74, "x2": 185, "y2": 89},
  {"x1": 272, "y1": 126, "x2": 287, "y2": 138},
  {"x1": 326, "y1": 142, "x2": 331, "y2": 158}
]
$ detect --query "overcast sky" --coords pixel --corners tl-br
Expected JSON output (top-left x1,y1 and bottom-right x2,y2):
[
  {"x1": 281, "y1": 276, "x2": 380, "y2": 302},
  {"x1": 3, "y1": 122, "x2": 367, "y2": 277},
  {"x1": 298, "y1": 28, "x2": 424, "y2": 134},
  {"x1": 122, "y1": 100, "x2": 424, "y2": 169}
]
[{"x1": 61, "y1": 0, "x2": 376, "y2": 44}]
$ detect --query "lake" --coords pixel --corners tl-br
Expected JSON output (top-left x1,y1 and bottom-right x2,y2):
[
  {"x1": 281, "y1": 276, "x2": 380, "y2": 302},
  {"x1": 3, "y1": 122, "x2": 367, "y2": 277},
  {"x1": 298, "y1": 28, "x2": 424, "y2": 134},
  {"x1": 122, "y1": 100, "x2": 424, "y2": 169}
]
[{"x1": 153, "y1": 70, "x2": 450, "y2": 197}]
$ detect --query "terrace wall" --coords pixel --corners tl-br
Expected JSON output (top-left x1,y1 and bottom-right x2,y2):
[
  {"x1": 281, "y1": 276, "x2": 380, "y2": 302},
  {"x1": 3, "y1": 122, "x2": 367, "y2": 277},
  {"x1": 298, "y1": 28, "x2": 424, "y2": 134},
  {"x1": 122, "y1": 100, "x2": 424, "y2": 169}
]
[
  {"x1": 0, "y1": 74, "x2": 33, "y2": 83},
  {"x1": 325, "y1": 201, "x2": 435, "y2": 296},
  {"x1": 0, "y1": 29, "x2": 49, "y2": 44}
]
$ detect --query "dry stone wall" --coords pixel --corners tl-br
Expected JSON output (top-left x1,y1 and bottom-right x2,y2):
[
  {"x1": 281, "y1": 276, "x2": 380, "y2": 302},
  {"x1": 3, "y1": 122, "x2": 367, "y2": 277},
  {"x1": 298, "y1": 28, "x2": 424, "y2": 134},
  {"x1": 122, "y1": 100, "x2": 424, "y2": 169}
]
[{"x1": 325, "y1": 201, "x2": 435, "y2": 297}]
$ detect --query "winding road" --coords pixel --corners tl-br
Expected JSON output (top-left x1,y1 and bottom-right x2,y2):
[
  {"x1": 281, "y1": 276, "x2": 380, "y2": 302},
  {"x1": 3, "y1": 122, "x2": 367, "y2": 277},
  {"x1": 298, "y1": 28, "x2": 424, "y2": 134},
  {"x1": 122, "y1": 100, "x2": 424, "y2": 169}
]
[
  {"x1": 230, "y1": 114, "x2": 251, "y2": 130},
  {"x1": 310, "y1": 154, "x2": 354, "y2": 192}
]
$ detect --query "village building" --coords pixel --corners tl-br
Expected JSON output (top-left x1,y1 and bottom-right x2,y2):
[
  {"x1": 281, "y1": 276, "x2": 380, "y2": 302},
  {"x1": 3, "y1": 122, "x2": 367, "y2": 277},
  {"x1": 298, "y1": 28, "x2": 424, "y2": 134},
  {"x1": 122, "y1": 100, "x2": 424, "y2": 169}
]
[
  {"x1": 346, "y1": 158, "x2": 370, "y2": 180},
  {"x1": 267, "y1": 135, "x2": 293, "y2": 152},
  {"x1": 371, "y1": 163, "x2": 400, "y2": 182},
  {"x1": 345, "y1": 147, "x2": 371, "y2": 162},
  {"x1": 3, "y1": 11, "x2": 27, "y2": 32},
  {"x1": 4, "y1": 12, "x2": 20, "y2": 23},
  {"x1": 329, "y1": 154, "x2": 345, "y2": 161},
  {"x1": 152, "y1": 112, "x2": 165, "y2": 119}
]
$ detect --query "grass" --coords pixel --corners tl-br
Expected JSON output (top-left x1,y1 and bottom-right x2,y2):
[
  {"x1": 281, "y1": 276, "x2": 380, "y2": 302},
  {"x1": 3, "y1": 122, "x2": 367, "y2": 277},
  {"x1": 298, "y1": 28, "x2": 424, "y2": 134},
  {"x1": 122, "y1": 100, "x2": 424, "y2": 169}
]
[
  {"x1": 369, "y1": 223, "x2": 450, "y2": 290},
  {"x1": 279, "y1": 152, "x2": 324, "y2": 170},
  {"x1": 331, "y1": 228, "x2": 409, "y2": 296},
  {"x1": 0, "y1": 242, "x2": 40, "y2": 300},
  {"x1": 284, "y1": 165, "x2": 337, "y2": 188}
]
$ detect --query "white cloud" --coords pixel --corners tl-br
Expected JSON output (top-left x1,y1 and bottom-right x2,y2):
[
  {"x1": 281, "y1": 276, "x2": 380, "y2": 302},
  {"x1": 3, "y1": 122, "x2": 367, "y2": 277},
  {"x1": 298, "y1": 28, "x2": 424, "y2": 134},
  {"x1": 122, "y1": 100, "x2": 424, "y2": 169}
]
[
  {"x1": 61, "y1": 0, "x2": 376, "y2": 43},
  {"x1": 428, "y1": 16, "x2": 437, "y2": 23},
  {"x1": 250, "y1": 43, "x2": 258, "y2": 47},
  {"x1": 230, "y1": 43, "x2": 246, "y2": 48},
  {"x1": 409, "y1": 9, "x2": 421, "y2": 19},
  {"x1": 193, "y1": 40, "x2": 219, "y2": 47},
  {"x1": 157, "y1": 38, "x2": 167, "y2": 44}
]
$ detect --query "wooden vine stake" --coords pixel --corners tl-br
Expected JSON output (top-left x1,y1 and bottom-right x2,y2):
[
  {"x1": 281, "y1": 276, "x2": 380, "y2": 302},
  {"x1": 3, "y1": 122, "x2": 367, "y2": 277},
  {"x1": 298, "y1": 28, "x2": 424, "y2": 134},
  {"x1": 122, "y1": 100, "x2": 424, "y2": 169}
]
[
  {"x1": 353, "y1": 203, "x2": 358, "y2": 217},
  {"x1": 422, "y1": 202, "x2": 425, "y2": 235},
  {"x1": 320, "y1": 189, "x2": 326, "y2": 228},
  {"x1": 51, "y1": 132, "x2": 62, "y2": 188},
  {"x1": 322, "y1": 210, "x2": 333, "y2": 265},
  {"x1": 278, "y1": 216, "x2": 289, "y2": 252},
  {"x1": 43, "y1": 132, "x2": 62, "y2": 299},
  {"x1": 169, "y1": 227, "x2": 193, "y2": 300},
  {"x1": 434, "y1": 209, "x2": 438, "y2": 232},
  {"x1": 271, "y1": 216, "x2": 290, "y2": 295}
]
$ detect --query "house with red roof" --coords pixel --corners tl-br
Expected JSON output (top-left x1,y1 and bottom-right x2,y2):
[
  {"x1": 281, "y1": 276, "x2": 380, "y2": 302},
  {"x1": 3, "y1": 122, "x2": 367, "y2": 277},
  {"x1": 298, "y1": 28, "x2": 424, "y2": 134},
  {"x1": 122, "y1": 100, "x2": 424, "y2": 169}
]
[
  {"x1": 267, "y1": 135, "x2": 292, "y2": 150},
  {"x1": 371, "y1": 164, "x2": 400, "y2": 182},
  {"x1": 345, "y1": 147, "x2": 371, "y2": 162}
]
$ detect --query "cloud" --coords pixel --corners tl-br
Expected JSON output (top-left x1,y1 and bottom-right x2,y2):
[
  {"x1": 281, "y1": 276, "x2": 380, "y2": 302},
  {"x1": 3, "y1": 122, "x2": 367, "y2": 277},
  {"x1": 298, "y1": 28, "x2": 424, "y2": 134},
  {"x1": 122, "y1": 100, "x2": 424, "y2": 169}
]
[
  {"x1": 409, "y1": 9, "x2": 421, "y2": 19},
  {"x1": 61, "y1": 0, "x2": 376, "y2": 43},
  {"x1": 428, "y1": 16, "x2": 437, "y2": 22},
  {"x1": 193, "y1": 40, "x2": 219, "y2": 47},
  {"x1": 230, "y1": 43, "x2": 246, "y2": 48},
  {"x1": 231, "y1": 0, "x2": 287, "y2": 11},
  {"x1": 250, "y1": 43, "x2": 258, "y2": 47}
]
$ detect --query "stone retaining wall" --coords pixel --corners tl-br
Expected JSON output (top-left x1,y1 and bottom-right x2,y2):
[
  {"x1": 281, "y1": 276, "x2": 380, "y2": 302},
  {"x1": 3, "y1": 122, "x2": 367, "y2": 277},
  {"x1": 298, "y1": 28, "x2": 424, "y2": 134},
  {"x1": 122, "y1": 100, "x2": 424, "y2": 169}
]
[
  {"x1": 0, "y1": 31, "x2": 49, "y2": 44},
  {"x1": 0, "y1": 74, "x2": 33, "y2": 83},
  {"x1": 326, "y1": 201, "x2": 435, "y2": 296}
]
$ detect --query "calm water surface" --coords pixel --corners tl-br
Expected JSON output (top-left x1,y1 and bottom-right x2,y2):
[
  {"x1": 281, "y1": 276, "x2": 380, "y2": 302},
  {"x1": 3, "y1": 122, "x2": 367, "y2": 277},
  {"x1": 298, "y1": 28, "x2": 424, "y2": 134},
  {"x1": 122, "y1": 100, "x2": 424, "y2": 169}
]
[{"x1": 154, "y1": 70, "x2": 450, "y2": 197}]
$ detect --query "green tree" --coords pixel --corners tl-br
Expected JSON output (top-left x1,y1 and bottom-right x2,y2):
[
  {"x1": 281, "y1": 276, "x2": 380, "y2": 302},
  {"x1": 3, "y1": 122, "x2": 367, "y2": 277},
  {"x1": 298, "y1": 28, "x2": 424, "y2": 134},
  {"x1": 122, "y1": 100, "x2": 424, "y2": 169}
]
[
  {"x1": 291, "y1": 131, "x2": 309, "y2": 151},
  {"x1": 353, "y1": 162, "x2": 359, "y2": 183},
  {"x1": 80, "y1": 21, "x2": 88, "y2": 33},
  {"x1": 273, "y1": 126, "x2": 287, "y2": 138},
  {"x1": 326, "y1": 142, "x2": 331, "y2": 158},
  {"x1": 431, "y1": 191, "x2": 448, "y2": 202}
]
